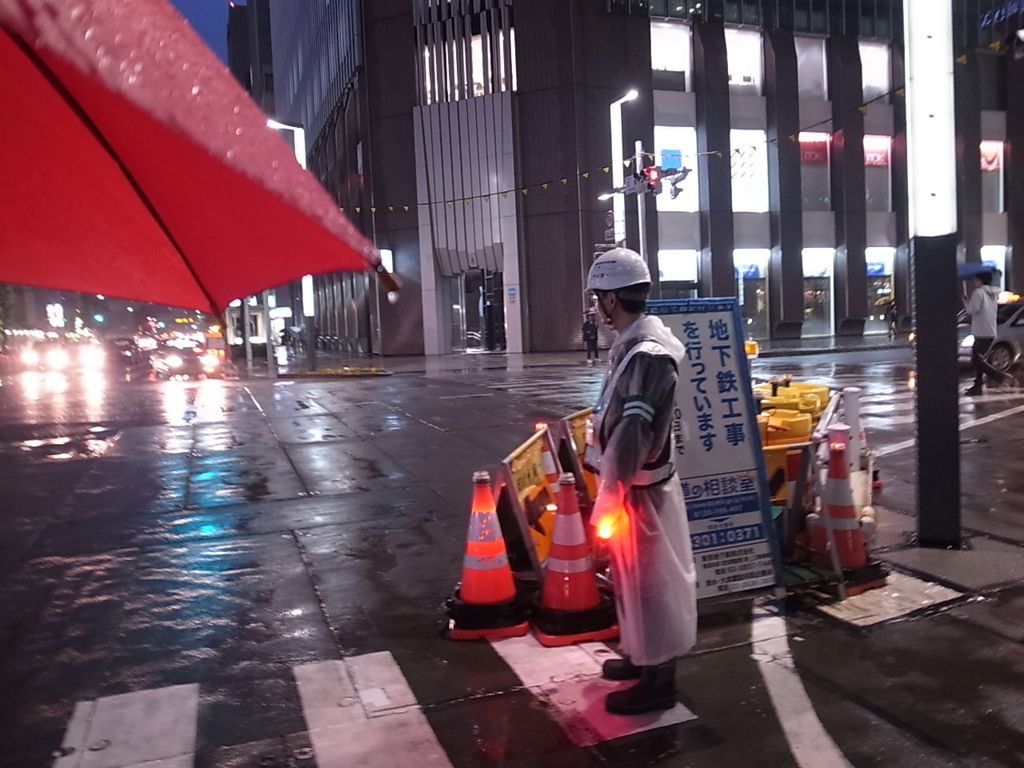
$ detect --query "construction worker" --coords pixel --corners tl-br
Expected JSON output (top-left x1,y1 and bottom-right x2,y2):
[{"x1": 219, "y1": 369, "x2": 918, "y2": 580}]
[{"x1": 583, "y1": 247, "x2": 697, "y2": 715}]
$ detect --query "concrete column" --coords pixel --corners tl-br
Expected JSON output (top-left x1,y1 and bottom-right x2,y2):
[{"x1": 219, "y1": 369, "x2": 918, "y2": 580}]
[
  {"x1": 764, "y1": 29, "x2": 805, "y2": 339},
  {"x1": 692, "y1": 21, "x2": 735, "y2": 298}
]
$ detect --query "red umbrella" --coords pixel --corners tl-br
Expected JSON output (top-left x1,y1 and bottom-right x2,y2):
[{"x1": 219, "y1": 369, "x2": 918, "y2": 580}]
[{"x1": 0, "y1": 0, "x2": 397, "y2": 313}]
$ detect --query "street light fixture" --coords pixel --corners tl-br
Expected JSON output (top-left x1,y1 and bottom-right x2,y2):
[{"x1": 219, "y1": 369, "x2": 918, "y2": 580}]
[{"x1": 609, "y1": 90, "x2": 638, "y2": 245}]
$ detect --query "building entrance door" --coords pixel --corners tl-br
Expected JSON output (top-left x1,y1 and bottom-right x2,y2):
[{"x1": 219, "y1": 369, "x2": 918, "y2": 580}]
[{"x1": 443, "y1": 269, "x2": 506, "y2": 353}]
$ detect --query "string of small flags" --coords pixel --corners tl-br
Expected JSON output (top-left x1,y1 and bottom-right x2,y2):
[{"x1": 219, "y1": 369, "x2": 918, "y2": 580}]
[{"x1": 339, "y1": 85, "x2": 907, "y2": 214}]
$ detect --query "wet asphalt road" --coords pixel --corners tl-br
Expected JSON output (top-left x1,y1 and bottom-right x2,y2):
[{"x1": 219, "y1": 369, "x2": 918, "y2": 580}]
[{"x1": 2, "y1": 350, "x2": 1024, "y2": 768}]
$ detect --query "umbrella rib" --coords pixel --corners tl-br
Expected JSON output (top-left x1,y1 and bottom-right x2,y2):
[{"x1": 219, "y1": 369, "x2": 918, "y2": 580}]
[{"x1": 9, "y1": 31, "x2": 222, "y2": 314}]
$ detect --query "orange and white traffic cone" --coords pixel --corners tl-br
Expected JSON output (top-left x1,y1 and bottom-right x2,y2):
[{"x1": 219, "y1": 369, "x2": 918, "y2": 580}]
[
  {"x1": 808, "y1": 439, "x2": 887, "y2": 596},
  {"x1": 531, "y1": 473, "x2": 617, "y2": 647},
  {"x1": 446, "y1": 471, "x2": 531, "y2": 640},
  {"x1": 536, "y1": 423, "x2": 561, "y2": 491}
]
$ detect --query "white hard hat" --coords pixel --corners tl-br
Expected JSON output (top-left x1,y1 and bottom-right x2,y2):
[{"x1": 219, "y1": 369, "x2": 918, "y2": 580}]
[{"x1": 586, "y1": 248, "x2": 651, "y2": 292}]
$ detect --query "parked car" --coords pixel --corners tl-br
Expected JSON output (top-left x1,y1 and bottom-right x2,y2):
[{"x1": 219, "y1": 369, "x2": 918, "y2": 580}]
[
  {"x1": 149, "y1": 344, "x2": 222, "y2": 380},
  {"x1": 957, "y1": 301, "x2": 1024, "y2": 371}
]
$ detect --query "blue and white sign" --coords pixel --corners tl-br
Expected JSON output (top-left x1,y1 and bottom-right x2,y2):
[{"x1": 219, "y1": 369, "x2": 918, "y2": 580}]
[{"x1": 648, "y1": 298, "x2": 781, "y2": 598}]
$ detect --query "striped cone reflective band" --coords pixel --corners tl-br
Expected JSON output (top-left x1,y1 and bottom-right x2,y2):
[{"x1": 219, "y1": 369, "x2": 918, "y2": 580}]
[
  {"x1": 540, "y1": 474, "x2": 601, "y2": 612},
  {"x1": 540, "y1": 433, "x2": 559, "y2": 487},
  {"x1": 459, "y1": 473, "x2": 517, "y2": 604}
]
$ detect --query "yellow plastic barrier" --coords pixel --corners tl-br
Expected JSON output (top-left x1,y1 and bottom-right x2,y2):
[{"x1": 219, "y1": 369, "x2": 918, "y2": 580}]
[{"x1": 757, "y1": 411, "x2": 813, "y2": 446}]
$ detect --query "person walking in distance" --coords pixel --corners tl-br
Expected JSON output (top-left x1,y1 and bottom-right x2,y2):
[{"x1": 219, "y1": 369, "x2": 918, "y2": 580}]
[
  {"x1": 583, "y1": 247, "x2": 697, "y2": 715},
  {"x1": 964, "y1": 271, "x2": 1008, "y2": 395},
  {"x1": 582, "y1": 313, "x2": 600, "y2": 364}
]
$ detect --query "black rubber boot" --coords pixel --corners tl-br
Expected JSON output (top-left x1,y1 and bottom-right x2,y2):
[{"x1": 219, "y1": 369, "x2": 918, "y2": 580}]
[
  {"x1": 602, "y1": 655, "x2": 642, "y2": 681},
  {"x1": 605, "y1": 660, "x2": 677, "y2": 715}
]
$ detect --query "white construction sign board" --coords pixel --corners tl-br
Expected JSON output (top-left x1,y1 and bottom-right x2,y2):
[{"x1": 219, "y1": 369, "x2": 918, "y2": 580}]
[{"x1": 648, "y1": 298, "x2": 781, "y2": 599}]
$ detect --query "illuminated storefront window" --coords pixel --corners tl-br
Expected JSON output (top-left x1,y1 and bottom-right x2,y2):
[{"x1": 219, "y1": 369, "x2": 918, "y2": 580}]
[
  {"x1": 735, "y1": 249, "x2": 770, "y2": 339},
  {"x1": 725, "y1": 28, "x2": 763, "y2": 95},
  {"x1": 654, "y1": 126, "x2": 700, "y2": 213},
  {"x1": 651, "y1": 21, "x2": 692, "y2": 90},
  {"x1": 802, "y1": 248, "x2": 834, "y2": 337},
  {"x1": 859, "y1": 41, "x2": 890, "y2": 103},
  {"x1": 799, "y1": 132, "x2": 831, "y2": 210},
  {"x1": 980, "y1": 141, "x2": 1004, "y2": 213},
  {"x1": 795, "y1": 36, "x2": 828, "y2": 99},
  {"x1": 864, "y1": 135, "x2": 892, "y2": 212},
  {"x1": 730, "y1": 130, "x2": 769, "y2": 213},
  {"x1": 865, "y1": 247, "x2": 895, "y2": 335}
]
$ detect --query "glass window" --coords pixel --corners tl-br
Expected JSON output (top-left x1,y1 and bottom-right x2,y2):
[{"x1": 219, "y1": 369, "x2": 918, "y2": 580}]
[
  {"x1": 864, "y1": 135, "x2": 892, "y2": 212},
  {"x1": 981, "y1": 245, "x2": 1007, "y2": 281},
  {"x1": 865, "y1": 247, "x2": 895, "y2": 335},
  {"x1": 730, "y1": 130, "x2": 770, "y2": 213},
  {"x1": 651, "y1": 21, "x2": 692, "y2": 90},
  {"x1": 859, "y1": 41, "x2": 890, "y2": 103},
  {"x1": 658, "y1": 250, "x2": 700, "y2": 282},
  {"x1": 654, "y1": 126, "x2": 700, "y2": 213},
  {"x1": 794, "y1": 36, "x2": 828, "y2": 99},
  {"x1": 725, "y1": 28, "x2": 763, "y2": 95},
  {"x1": 981, "y1": 141, "x2": 1004, "y2": 213},
  {"x1": 735, "y1": 249, "x2": 770, "y2": 339},
  {"x1": 799, "y1": 132, "x2": 831, "y2": 210},
  {"x1": 802, "y1": 248, "x2": 834, "y2": 337}
]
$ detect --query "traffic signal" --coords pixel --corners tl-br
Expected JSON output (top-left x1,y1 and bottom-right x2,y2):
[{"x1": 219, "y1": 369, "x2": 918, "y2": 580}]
[{"x1": 642, "y1": 166, "x2": 663, "y2": 195}]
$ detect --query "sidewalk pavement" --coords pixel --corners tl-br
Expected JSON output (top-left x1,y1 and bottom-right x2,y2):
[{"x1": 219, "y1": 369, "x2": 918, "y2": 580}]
[{"x1": 247, "y1": 334, "x2": 912, "y2": 377}]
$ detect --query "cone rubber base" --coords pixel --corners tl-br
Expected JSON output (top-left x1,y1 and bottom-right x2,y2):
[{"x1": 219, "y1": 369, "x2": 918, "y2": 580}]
[
  {"x1": 533, "y1": 623, "x2": 619, "y2": 647},
  {"x1": 449, "y1": 620, "x2": 529, "y2": 641},
  {"x1": 444, "y1": 583, "x2": 532, "y2": 641},
  {"x1": 825, "y1": 560, "x2": 889, "y2": 598}
]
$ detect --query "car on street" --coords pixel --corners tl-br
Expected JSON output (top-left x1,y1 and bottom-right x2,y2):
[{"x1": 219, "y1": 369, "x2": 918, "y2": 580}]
[
  {"x1": 149, "y1": 343, "x2": 223, "y2": 380},
  {"x1": 20, "y1": 339, "x2": 106, "y2": 372},
  {"x1": 103, "y1": 337, "x2": 144, "y2": 366},
  {"x1": 958, "y1": 300, "x2": 1024, "y2": 371}
]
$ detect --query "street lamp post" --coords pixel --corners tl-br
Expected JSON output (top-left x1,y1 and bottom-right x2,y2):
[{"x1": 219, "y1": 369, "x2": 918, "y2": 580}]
[
  {"x1": 609, "y1": 90, "x2": 638, "y2": 246},
  {"x1": 268, "y1": 119, "x2": 315, "y2": 372}
]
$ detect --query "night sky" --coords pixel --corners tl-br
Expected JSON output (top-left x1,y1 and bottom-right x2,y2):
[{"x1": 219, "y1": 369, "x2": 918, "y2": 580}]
[{"x1": 169, "y1": 0, "x2": 230, "y2": 64}]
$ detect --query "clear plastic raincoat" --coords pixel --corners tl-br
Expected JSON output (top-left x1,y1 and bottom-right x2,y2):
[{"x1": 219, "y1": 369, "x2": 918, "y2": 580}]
[{"x1": 586, "y1": 315, "x2": 698, "y2": 666}]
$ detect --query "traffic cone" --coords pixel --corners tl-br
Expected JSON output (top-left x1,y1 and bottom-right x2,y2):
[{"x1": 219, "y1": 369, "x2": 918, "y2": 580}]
[
  {"x1": 811, "y1": 441, "x2": 867, "y2": 569},
  {"x1": 531, "y1": 473, "x2": 618, "y2": 647},
  {"x1": 809, "y1": 441, "x2": 887, "y2": 596},
  {"x1": 536, "y1": 423, "x2": 560, "y2": 491},
  {"x1": 446, "y1": 471, "x2": 530, "y2": 640}
]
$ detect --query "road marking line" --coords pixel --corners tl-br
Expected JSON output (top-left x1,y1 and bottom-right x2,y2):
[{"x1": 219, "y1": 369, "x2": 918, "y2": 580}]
[
  {"x1": 294, "y1": 654, "x2": 452, "y2": 768},
  {"x1": 490, "y1": 634, "x2": 696, "y2": 747},
  {"x1": 54, "y1": 684, "x2": 199, "y2": 768},
  {"x1": 874, "y1": 401, "x2": 1024, "y2": 457},
  {"x1": 752, "y1": 609, "x2": 853, "y2": 768}
]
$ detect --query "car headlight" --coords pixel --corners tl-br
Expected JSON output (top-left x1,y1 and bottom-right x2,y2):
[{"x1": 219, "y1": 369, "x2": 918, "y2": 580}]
[
  {"x1": 200, "y1": 354, "x2": 219, "y2": 368},
  {"x1": 961, "y1": 334, "x2": 975, "y2": 348},
  {"x1": 21, "y1": 349, "x2": 39, "y2": 366},
  {"x1": 80, "y1": 346, "x2": 105, "y2": 368},
  {"x1": 165, "y1": 355, "x2": 184, "y2": 368},
  {"x1": 45, "y1": 348, "x2": 70, "y2": 369}
]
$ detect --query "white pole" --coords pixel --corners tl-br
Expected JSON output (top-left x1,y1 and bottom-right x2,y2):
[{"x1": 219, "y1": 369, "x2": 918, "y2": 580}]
[
  {"x1": 635, "y1": 140, "x2": 648, "y2": 269},
  {"x1": 609, "y1": 91, "x2": 638, "y2": 245}
]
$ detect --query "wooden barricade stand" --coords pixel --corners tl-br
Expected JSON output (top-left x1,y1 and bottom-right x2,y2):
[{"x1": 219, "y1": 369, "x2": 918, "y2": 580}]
[{"x1": 492, "y1": 426, "x2": 562, "y2": 584}]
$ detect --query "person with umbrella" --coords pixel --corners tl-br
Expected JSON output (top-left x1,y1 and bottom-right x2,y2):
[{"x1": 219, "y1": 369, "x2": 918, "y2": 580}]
[{"x1": 962, "y1": 268, "x2": 1010, "y2": 395}]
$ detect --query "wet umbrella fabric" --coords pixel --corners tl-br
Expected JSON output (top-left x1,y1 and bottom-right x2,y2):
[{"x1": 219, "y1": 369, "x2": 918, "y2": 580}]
[
  {"x1": 0, "y1": 0, "x2": 395, "y2": 313},
  {"x1": 958, "y1": 263, "x2": 995, "y2": 280}
]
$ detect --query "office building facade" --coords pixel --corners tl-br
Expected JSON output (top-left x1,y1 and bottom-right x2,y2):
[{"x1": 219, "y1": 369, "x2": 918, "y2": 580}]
[{"x1": 266, "y1": 0, "x2": 1023, "y2": 354}]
